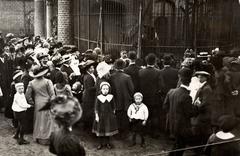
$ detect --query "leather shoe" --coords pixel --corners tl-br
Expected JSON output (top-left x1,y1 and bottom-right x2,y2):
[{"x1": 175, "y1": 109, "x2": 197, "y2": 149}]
[
  {"x1": 97, "y1": 144, "x2": 104, "y2": 150},
  {"x1": 106, "y1": 143, "x2": 113, "y2": 149},
  {"x1": 18, "y1": 139, "x2": 30, "y2": 145}
]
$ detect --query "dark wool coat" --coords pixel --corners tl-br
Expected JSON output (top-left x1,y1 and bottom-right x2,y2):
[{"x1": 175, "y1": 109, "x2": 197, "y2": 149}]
[
  {"x1": 192, "y1": 82, "x2": 213, "y2": 144},
  {"x1": 192, "y1": 83, "x2": 212, "y2": 127},
  {"x1": 92, "y1": 94, "x2": 118, "y2": 136},
  {"x1": 110, "y1": 71, "x2": 134, "y2": 111},
  {"x1": 163, "y1": 87, "x2": 198, "y2": 137},
  {"x1": 124, "y1": 64, "x2": 142, "y2": 92},
  {"x1": 82, "y1": 73, "x2": 96, "y2": 123},
  {"x1": 159, "y1": 66, "x2": 178, "y2": 96},
  {"x1": 139, "y1": 66, "x2": 164, "y2": 113},
  {"x1": 205, "y1": 133, "x2": 240, "y2": 156},
  {"x1": 225, "y1": 71, "x2": 240, "y2": 116}
]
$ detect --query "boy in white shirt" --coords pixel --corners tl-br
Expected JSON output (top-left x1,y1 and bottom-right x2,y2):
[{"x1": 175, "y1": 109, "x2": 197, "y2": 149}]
[
  {"x1": 12, "y1": 82, "x2": 31, "y2": 145},
  {"x1": 127, "y1": 92, "x2": 149, "y2": 147}
]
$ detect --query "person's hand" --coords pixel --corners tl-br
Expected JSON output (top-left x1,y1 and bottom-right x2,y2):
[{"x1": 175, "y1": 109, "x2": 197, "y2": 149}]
[
  {"x1": 95, "y1": 114, "x2": 99, "y2": 122},
  {"x1": 194, "y1": 98, "x2": 202, "y2": 107},
  {"x1": 69, "y1": 73, "x2": 76, "y2": 80},
  {"x1": 232, "y1": 90, "x2": 239, "y2": 96},
  {"x1": 142, "y1": 120, "x2": 147, "y2": 126}
]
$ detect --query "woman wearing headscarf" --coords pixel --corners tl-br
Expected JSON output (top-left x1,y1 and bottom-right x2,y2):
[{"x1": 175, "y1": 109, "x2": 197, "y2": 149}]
[{"x1": 25, "y1": 65, "x2": 56, "y2": 145}]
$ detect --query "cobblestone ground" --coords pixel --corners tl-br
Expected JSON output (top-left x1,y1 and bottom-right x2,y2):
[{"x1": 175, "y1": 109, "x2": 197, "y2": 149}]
[{"x1": 0, "y1": 113, "x2": 173, "y2": 156}]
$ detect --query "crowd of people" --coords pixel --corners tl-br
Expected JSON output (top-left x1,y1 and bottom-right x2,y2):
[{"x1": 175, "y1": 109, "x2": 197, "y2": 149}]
[{"x1": 0, "y1": 32, "x2": 240, "y2": 156}]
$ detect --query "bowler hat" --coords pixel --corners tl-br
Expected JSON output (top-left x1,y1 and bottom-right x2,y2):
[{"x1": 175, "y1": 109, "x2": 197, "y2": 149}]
[
  {"x1": 128, "y1": 51, "x2": 137, "y2": 60},
  {"x1": 178, "y1": 67, "x2": 193, "y2": 80},
  {"x1": 218, "y1": 115, "x2": 239, "y2": 132},
  {"x1": 163, "y1": 55, "x2": 172, "y2": 65},
  {"x1": 145, "y1": 53, "x2": 156, "y2": 65},
  {"x1": 114, "y1": 59, "x2": 126, "y2": 70}
]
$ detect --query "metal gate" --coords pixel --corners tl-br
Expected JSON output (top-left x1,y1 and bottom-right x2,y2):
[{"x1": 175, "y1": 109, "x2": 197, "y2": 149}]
[{"x1": 73, "y1": 0, "x2": 239, "y2": 59}]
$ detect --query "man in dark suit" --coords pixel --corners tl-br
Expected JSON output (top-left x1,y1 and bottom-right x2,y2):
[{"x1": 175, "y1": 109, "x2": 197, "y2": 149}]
[
  {"x1": 163, "y1": 68, "x2": 198, "y2": 156},
  {"x1": 192, "y1": 69, "x2": 213, "y2": 152},
  {"x1": 124, "y1": 51, "x2": 141, "y2": 92},
  {"x1": 160, "y1": 55, "x2": 179, "y2": 131},
  {"x1": 160, "y1": 55, "x2": 178, "y2": 97},
  {"x1": 139, "y1": 53, "x2": 164, "y2": 137},
  {"x1": 110, "y1": 59, "x2": 134, "y2": 139}
]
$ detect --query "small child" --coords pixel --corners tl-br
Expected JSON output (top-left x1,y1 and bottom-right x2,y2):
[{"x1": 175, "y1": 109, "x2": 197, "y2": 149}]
[
  {"x1": 92, "y1": 81, "x2": 118, "y2": 150},
  {"x1": 127, "y1": 92, "x2": 149, "y2": 147},
  {"x1": 12, "y1": 82, "x2": 31, "y2": 145},
  {"x1": 204, "y1": 115, "x2": 240, "y2": 156}
]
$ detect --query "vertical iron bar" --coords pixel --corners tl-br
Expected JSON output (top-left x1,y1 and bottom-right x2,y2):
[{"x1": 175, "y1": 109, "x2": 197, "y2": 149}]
[
  {"x1": 137, "y1": 0, "x2": 142, "y2": 58},
  {"x1": 88, "y1": 0, "x2": 90, "y2": 48}
]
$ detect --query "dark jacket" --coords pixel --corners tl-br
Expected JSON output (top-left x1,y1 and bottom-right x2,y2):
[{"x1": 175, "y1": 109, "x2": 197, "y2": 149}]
[
  {"x1": 164, "y1": 87, "x2": 198, "y2": 137},
  {"x1": 82, "y1": 73, "x2": 96, "y2": 104},
  {"x1": 110, "y1": 70, "x2": 134, "y2": 111},
  {"x1": 124, "y1": 63, "x2": 141, "y2": 92},
  {"x1": 139, "y1": 66, "x2": 163, "y2": 108},
  {"x1": 192, "y1": 82, "x2": 212, "y2": 127},
  {"x1": 159, "y1": 66, "x2": 178, "y2": 95}
]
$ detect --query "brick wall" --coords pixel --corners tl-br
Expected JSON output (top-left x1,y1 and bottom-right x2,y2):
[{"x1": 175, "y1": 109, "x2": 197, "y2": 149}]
[
  {"x1": 0, "y1": 0, "x2": 34, "y2": 36},
  {"x1": 58, "y1": 0, "x2": 73, "y2": 45}
]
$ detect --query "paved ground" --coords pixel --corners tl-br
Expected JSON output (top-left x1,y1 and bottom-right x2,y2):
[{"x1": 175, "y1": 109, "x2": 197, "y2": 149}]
[{"x1": 0, "y1": 113, "x2": 173, "y2": 156}]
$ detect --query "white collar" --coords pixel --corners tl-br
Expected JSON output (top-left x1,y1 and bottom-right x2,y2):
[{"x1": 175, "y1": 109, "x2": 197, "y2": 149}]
[
  {"x1": 216, "y1": 131, "x2": 235, "y2": 140},
  {"x1": 147, "y1": 65, "x2": 155, "y2": 68},
  {"x1": 199, "y1": 81, "x2": 207, "y2": 88},
  {"x1": 129, "y1": 62, "x2": 136, "y2": 65},
  {"x1": 180, "y1": 84, "x2": 190, "y2": 91},
  {"x1": 164, "y1": 65, "x2": 171, "y2": 68},
  {"x1": 97, "y1": 94, "x2": 113, "y2": 103}
]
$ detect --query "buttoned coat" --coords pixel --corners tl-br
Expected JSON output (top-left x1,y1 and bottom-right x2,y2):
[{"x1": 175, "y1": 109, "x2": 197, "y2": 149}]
[
  {"x1": 124, "y1": 63, "x2": 142, "y2": 92},
  {"x1": 164, "y1": 87, "x2": 198, "y2": 137},
  {"x1": 110, "y1": 70, "x2": 134, "y2": 111}
]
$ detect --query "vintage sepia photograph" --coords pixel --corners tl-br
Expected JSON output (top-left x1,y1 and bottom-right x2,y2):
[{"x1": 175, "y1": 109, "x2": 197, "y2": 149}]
[{"x1": 0, "y1": 0, "x2": 240, "y2": 155}]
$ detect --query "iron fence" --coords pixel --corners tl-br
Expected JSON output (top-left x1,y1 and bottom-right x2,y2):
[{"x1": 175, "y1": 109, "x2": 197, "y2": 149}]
[{"x1": 73, "y1": 0, "x2": 240, "y2": 59}]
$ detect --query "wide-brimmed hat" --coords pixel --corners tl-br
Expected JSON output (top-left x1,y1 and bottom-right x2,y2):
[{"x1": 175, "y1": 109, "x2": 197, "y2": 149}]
[
  {"x1": 96, "y1": 61, "x2": 111, "y2": 78},
  {"x1": 62, "y1": 54, "x2": 72, "y2": 64},
  {"x1": 194, "y1": 60, "x2": 212, "y2": 77},
  {"x1": 13, "y1": 70, "x2": 23, "y2": 81},
  {"x1": 52, "y1": 55, "x2": 64, "y2": 66},
  {"x1": 82, "y1": 60, "x2": 96, "y2": 69},
  {"x1": 36, "y1": 48, "x2": 49, "y2": 60},
  {"x1": 194, "y1": 71, "x2": 211, "y2": 76},
  {"x1": 29, "y1": 65, "x2": 49, "y2": 78}
]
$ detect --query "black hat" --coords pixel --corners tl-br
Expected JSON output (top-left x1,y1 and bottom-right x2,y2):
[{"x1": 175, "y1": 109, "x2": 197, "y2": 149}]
[
  {"x1": 178, "y1": 67, "x2": 193, "y2": 80},
  {"x1": 128, "y1": 51, "x2": 137, "y2": 60},
  {"x1": 218, "y1": 115, "x2": 239, "y2": 132},
  {"x1": 145, "y1": 53, "x2": 156, "y2": 65},
  {"x1": 194, "y1": 60, "x2": 213, "y2": 77},
  {"x1": 114, "y1": 59, "x2": 126, "y2": 70},
  {"x1": 163, "y1": 55, "x2": 172, "y2": 65}
]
